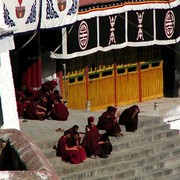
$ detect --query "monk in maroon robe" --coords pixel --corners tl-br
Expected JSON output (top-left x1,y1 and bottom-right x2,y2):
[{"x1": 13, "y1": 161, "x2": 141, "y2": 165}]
[
  {"x1": 82, "y1": 116, "x2": 112, "y2": 158},
  {"x1": 21, "y1": 85, "x2": 35, "y2": 102},
  {"x1": 42, "y1": 79, "x2": 57, "y2": 94},
  {"x1": 72, "y1": 131, "x2": 86, "y2": 161},
  {"x1": 49, "y1": 96, "x2": 69, "y2": 121},
  {"x1": 97, "y1": 106, "x2": 123, "y2": 137},
  {"x1": 67, "y1": 125, "x2": 82, "y2": 146},
  {"x1": 68, "y1": 125, "x2": 79, "y2": 137},
  {"x1": 56, "y1": 130, "x2": 86, "y2": 164},
  {"x1": 37, "y1": 94, "x2": 49, "y2": 116},
  {"x1": 16, "y1": 100, "x2": 24, "y2": 118},
  {"x1": 15, "y1": 91, "x2": 26, "y2": 118},
  {"x1": 118, "y1": 105, "x2": 140, "y2": 132},
  {"x1": 23, "y1": 99, "x2": 46, "y2": 120}
]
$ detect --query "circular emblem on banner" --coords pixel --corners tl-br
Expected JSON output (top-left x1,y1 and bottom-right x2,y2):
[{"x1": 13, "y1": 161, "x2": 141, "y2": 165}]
[
  {"x1": 78, "y1": 21, "x2": 89, "y2": 50},
  {"x1": 164, "y1": 10, "x2": 175, "y2": 39}
]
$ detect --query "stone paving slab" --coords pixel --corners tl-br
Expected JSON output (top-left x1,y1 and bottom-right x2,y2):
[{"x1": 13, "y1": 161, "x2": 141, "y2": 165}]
[
  {"x1": 19, "y1": 97, "x2": 180, "y2": 144},
  {"x1": 18, "y1": 97, "x2": 180, "y2": 180},
  {"x1": 49, "y1": 132, "x2": 180, "y2": 176}
]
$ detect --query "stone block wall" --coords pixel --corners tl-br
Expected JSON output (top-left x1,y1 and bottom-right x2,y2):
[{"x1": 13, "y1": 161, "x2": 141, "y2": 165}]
[{"x1": 0, "y1": 129, "x2": 60, "y2": 180}]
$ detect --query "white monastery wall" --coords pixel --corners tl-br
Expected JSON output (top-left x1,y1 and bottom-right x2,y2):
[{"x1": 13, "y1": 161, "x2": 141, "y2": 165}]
[{"x1": 0, "y1": 51, "x2": 20, "y2": 130}]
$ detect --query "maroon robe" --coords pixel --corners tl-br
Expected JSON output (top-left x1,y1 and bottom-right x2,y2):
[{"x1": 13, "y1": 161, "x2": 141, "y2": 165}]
[
  {"x1": 23, "y1": 101, "x2": 46, "y2": 120},
  {"x1": 56, "y1": 136, "x2": 86, "y2": 164},
  {"x1": 67, "y1": 128, "x2": 80, "y2": 146},
  {"x1": 37, "y1": 96, "x2": 48, "y2": 116},
  {"x1": 82, "y1": 124, "x2": 112, "y2": 157},
  {"x1": 15, "y1": 90, "x2": 26, "y2": 118},
  {"x1": 16, "y1": 100, "x2": 24, "y2": 118},
  {"x1": 67, "y1": 128, "x2": 86, "y2": 161},
  {"x1": 78, "y1": 146, "x2": 86, "y2": 162},
  {"x1": 22, "y1": 86, "x2": 35, "y2": 101},
  {"x1": 38, "y1": 101, "x2": 47, "y2": 111},
  {"x1": 97, "y1": 110, "x2": 121, "y2": 137},
  {"x1": 42, "y1": 80, "x2": 57, "y2": 93},
  {"x1": 118, "y1": 105, "x2": 140, "y2": 132},
  {"x1": 49, "y1": 102, "x2": 69, "y2": 121}
]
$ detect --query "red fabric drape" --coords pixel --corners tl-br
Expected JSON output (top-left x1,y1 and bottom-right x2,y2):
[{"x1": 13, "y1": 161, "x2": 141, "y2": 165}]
[{"x1": 22, "y1": 57, "x2": 42, "y2": 89}]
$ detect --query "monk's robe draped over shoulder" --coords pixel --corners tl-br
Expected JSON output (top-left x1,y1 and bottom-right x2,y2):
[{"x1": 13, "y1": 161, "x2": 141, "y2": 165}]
[
  {"x1": 56, "y1": 135, "x2": 86, "y2": 164},
  {"x1": 97, "y1": 106, "x2": 121, "y2": 137},
  {"x1": 119, "y1": 105, "x2": 140, "y2": 132}
]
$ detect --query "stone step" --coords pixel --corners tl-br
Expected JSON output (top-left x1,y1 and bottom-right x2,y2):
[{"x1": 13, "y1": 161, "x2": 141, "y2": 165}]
[
  {"x1": 89, "y1": 159, "x2": 180, "y2": 180},
  {"x1": 124, "y1": 161, "x2": 180, "y2": 180},
  {"x1": 36, "y1": 136, "x2": 60, "y2": 150},
  {"x1": 119, "y1": 116, "x2": 163, "y2": 131},
  {"x1": 112, "y1": 128, "x2": 179, "y2": 152},
  {"x1": 135, "y1": 156, "x2": 180, "y2": 178},
  {"x1": 41, "y1": 123, "x2": 177, "y2": 159},
  {"x1": 37, "y1": 120, "x2": 169, "y2": 151},
  {"x1": 156, "y1": 174, "x2": 180, "y2": 180},
  {"x1": 59, "y1": 152, "x2": 180, "y2": 180},
  {"x1": 138, "y1": 116, "x2": 162, "y2": 128},
  {"x1": 43, "y1": 147, "x2": 56, "y2": 159},
  {"x1": 43, "y1": 127, "x2": 178, "y2": 159},
  {"x1": 110, "y1": 123, "x2": 171, "y2": 143},
  {"x1": 136, "y1": 123, "x2": 170, "y2": 135},
  {"x1": 49, "y1": 136, "x2": 180, "y2": 177}
]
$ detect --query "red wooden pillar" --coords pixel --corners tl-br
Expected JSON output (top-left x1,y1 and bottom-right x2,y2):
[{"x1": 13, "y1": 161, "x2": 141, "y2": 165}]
[
  {"x1": 85, "y1": 66, "x2": 89, "y2": 101},
  {"x1": 114, "y1": 63, "x2": 117, "y2": 107},
  {"x1": 137, "y1": 62, "x2": 142, "y2": 102}
]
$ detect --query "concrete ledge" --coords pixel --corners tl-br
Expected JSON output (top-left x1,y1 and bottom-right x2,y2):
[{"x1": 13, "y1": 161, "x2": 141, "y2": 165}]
[{"x1": 0, "y1": 129, "x2": 60, "y2": 180}]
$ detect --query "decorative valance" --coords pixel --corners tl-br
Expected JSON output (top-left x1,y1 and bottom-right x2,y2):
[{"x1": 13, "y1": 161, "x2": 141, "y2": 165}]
[
  {"x1": 2, "y1": 0, "x2": 79, "y2": 35},
  {"x1": 51, "y1": 3, "x2": 180, "y2": 59}
]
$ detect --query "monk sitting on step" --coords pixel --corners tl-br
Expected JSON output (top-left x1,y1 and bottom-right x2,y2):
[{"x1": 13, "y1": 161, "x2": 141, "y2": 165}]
[
  {"x1": 82, "y1": 116, "x2": 112, "y2": 158},
  {"x1": 118, "y1": 105, "x2": 140, "y2": 132},
  {"x1": 56, "y1": 130, "x2": 86, "y2": 164},
  {"x1": 97, "y1": 106, "x2": 123, "y2": 138},
  {"x1": 48, "y1": 96, "x2": 69, "y2": 121}
]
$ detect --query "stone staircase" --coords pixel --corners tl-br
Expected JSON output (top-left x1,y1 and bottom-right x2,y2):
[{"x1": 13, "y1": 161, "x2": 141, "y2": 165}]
[{"x1": 36, "y1": 115, "x2": 180, "y2": 180}]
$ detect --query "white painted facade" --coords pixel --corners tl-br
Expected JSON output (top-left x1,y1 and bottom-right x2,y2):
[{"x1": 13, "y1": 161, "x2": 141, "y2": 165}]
[
  {"x1": 0, "y1": 0, "x2": 20, "y2": 130},
  {"x1": 0, "y1": 49, "x2": 20, "y2": 130}
]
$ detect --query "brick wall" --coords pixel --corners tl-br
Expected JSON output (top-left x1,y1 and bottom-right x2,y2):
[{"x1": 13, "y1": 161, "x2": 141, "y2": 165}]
[{"x1": 0, "y1": 129, "x2": 60, "y2": 180}]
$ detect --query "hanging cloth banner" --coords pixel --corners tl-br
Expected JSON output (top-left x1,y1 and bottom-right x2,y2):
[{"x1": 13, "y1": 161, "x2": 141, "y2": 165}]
[
  {"x1": 2, "y1": 0, "x2": 40, "y2": 34},
  {"x1": 2, "y1": 0, "x2": 79, "y2": 34},
  {"x1": 50, "y1": 4, "x2": 180, "y2": 59},
  {"x1": 77, "y1": 0, "x2": 180, "y2": 21},
  {"x1": 41, "y1": 0, "x2": 79, "y2": 29}
]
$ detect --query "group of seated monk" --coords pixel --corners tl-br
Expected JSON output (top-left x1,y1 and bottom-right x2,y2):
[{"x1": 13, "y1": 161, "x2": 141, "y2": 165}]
[
  {"x1": 15, "y1": 81, "x2": 140, "y2": 163},
  {"x1": 15, "y1": 80, "x2": 69, "y2": 121},
  {"x1": 55, "y1": 105, "x2": 140, "y2": 164},
  {"x1": 97, "y1": 105, "x2": 140, "y2": 134},
  {"x1": 56, "y1": 117, "x2": 113, "y2": 164}
]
